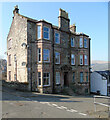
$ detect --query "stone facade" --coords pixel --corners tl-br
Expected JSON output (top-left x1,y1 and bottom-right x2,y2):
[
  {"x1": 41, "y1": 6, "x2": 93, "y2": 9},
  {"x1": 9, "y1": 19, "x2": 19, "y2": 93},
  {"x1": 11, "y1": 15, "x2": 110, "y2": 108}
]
[{"x1": 7, "y1": 6, "x2": 91, "y2": 94}]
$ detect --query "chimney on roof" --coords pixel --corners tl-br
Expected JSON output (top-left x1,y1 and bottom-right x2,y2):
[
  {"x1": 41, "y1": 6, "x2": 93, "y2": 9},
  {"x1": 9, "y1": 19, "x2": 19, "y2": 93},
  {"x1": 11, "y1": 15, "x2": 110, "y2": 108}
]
[
  {"x1": 13, "y1": 5, "x2": 19, "y2": 14},
  {"x1": 58, "y1": 8, "x2": 70, "y2": 32},
  {"x1": 70, "y1": 24, "x2": 76, "y2": 33}
]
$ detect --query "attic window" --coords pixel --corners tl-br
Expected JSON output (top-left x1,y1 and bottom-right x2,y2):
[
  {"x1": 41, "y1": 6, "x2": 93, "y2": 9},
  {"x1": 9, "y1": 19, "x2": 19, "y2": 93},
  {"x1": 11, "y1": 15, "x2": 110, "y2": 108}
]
[{"x1": 22, "y1": 62, "x2": 26, "y2": 66}]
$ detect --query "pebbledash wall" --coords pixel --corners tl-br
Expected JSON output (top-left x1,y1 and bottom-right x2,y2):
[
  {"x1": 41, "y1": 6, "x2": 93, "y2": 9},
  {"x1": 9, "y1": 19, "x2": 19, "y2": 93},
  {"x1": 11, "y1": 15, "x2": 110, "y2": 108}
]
[{"x1": 7, "y1": 6, "x2": 91, "y2": 94}]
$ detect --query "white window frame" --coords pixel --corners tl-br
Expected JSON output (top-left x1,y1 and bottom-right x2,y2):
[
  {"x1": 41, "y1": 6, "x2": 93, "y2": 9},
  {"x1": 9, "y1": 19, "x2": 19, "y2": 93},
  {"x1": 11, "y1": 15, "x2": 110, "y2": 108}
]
[
  {"x1": 37, "y1": 25, "x2": 41, "y2": 39},
  {"x1": 79, "y1": 37, "x2": 83, "y2": 48},
  {"x1": 43, "y1": 72, "x2": 50, "y2": 86},
  {"x1": 84, "y1": 55, "x2": 88, "y2": 65},
  {"x1": 55, "y1": 32, "x2": 60, "y2": 44},
  {"x1": 38, "y1": 72, "x2": 41, "y2": 86},
  {"x1": 38, "y1": 48, "x2": 41, "y2": 63},
  {"x1": 80, "y1": 55, "x2": 83, "y2": 65},
  {"x1": 56, "y1": 72, "x2": 60, "y2": 84},
  {"x1": 71, "y1": 38, "x2": 75, "y2": 47},
  {"x1": 43, "y1": 26, "x2": 50, "y2": 40},
  {"x1": 55, "y1": 52, "x2": 60, "y2": 64},
  {"x1": 71, "y1": 54, "x2": 75, "y2": 65},
  {"x1": 43, "y1": 49, "x2": 50, "y2": 62}
]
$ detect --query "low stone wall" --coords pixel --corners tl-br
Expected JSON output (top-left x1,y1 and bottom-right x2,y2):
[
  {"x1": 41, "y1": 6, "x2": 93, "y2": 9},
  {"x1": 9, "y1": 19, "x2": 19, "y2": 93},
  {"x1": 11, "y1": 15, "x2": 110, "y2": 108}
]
[
  {"x1": 70, "y1": 83, "x2": 89, "y2": 95},
  {"x1": 43, "y1": 86, "x2": 52, "y2": 94},
  {"x1": 2, "y1": 80, "x2": 29, "y2": 91}
]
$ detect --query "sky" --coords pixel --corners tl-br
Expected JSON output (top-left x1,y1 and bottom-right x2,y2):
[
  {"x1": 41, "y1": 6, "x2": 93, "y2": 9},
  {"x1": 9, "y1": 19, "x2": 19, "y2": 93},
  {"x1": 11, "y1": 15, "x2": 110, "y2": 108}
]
[{"x1": 0, "y1": 2, "x2": 108, "y2": 61}]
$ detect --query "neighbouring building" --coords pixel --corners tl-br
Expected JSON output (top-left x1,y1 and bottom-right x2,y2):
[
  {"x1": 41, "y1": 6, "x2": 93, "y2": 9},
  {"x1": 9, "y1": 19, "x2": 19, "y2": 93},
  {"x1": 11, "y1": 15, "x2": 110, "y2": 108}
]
[
  {"x1": 0, "y1": 59, "x2": 7, "y2": 80},
  {"x1": 91, "y1": 70, "x2": 110, "y2": 96},
  {"x1": 7, "y1": 5, "x2": 91, "y2": 94}
]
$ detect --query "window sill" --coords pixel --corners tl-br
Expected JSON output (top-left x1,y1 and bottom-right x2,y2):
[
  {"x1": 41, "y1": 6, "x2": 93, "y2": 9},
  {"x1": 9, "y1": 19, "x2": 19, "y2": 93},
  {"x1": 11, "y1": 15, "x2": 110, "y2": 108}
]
[
  {"x1": 43, "y1": 38, "x2": 50, "y2": 40},
  {"x1": 55, "y1": 63, "x2": 60, "y2": 65},
  {"x1": 43, "y1": 85, "x2": 50, "y2": 87},
  {"x1": 56, "y1": 83, "x2": 61, "y2": 86},
  {"x1": 71, "y1": 64, "x2": 75, "y2": 66}
]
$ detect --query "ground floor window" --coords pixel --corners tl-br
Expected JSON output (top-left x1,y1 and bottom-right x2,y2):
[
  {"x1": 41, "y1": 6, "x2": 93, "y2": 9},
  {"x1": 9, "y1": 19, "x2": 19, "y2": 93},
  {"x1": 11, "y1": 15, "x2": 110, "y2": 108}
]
[
  {"x1": 72, "y1": 72, "x2": 75, "y2": 82},
  {"x1": 14, "y1": 74, "x2": 17, "y2": 81},
  {"x1": 9, "y1": 71, "x2": 11, "y2": 81},
  {"x1": 80, "y1": 72, "x2": 83, "y2": 82},
  {"x1": 43, "y1": 73, "x2": 50, "y2": 86},
  {"x1": 38, "y1": 72, "x2": 41, "y2": 86},
  {"x1": 56, "y1": 72, "x2": 60, "y2": 84},
  {"x1": 109, "y1": 86, "x2": 110, "y2": 94},
  {"x1": 86, "y1": 72, "x2": 88, "y2": 82}
]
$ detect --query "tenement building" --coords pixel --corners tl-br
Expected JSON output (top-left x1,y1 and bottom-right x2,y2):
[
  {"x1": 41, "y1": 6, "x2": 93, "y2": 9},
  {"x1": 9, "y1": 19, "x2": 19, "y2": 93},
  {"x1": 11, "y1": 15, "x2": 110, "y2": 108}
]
[{"x1": 7, "y1": 5, "x2": 91, "y2": 94}]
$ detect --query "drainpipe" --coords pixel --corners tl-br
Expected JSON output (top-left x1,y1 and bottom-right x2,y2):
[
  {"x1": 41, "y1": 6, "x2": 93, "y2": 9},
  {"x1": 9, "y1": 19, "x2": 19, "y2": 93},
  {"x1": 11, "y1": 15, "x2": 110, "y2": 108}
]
[
  {"x1": 52, "y1": 28, "x2": 55, "y2": 93},
  {"x1": 89, "y1": 38, "x2": 91, "y2": 94}
]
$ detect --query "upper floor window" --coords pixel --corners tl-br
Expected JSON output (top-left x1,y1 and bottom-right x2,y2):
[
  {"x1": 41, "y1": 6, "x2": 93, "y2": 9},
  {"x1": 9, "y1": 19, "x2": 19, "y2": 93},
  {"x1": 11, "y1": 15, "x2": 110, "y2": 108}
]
[
  {"x1": 80, "y1": 55, "x2": 83, "y2": 65},
  {"x1": 79, "y1": 37, "x2": 83, "y2": 48},
  {"x1": 84, "y1": 55, "x2": 88, "y2": 65},
  {"x1": 43, "y1": 26, "x2": 50, "y2": 40},
  {"x1": 14, "y1": 54, "x2": 16, "y2": 62},
  {"x1": 43, "y1": 49, "x2": 50, "y2": 62},
  {"x1": 8, "y1": 55, "x2": 11, "y2": 66},
  {"x1": 71, "y1": 54, "x2": 75, "y2": 65},
  {"x1": 8, "y1": 39, "x2": 12, "y2": 49},
  {"x1": 56, "y1": 72, "x2": 60, "y2": 84},
  {"x1": 55, "y1": 52, "x2": 60, "y2": 64},
  {"x1": 43, "y1": 72, "x2": 50, "y2": 86},
  {"x1": 84, "y1": 38, "x2": 87, "y2": 48},
  {"x1": 38, "y1": 48, "x2": 41, "y2": 62},
  {"x1": 80, "y1": 72, "x2": 83, "y2": 82},
  {"x1": 55, "y1": 32, "x2": 60, "y2": 44},
  {"x1": 37, "y1": 26, "x2": 41, "y2": 39},
  {"x1": 71, "y1": 38, "x2": 75, "y2": 47},
  {"x1": 38, "y1": 72, "x2": 41, "y2": 86}
]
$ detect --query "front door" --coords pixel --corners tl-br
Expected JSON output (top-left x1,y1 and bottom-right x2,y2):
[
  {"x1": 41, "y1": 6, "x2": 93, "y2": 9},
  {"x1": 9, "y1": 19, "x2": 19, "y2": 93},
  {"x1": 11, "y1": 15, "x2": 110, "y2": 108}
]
[{"x1": 64, "y1": 72, "x2": 68, "y2": 86}]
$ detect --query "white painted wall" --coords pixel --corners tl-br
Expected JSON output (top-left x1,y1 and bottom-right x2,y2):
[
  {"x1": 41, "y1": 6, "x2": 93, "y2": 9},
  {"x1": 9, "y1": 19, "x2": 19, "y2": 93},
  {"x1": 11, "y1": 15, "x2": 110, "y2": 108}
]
[{"x1": 90, "y1": 72, "x2": 107, "y2": 96}]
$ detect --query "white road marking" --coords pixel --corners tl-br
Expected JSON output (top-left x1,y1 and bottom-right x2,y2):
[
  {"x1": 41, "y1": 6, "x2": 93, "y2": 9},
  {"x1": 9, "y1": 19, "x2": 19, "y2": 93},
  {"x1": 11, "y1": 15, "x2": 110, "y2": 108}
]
[
  {"x1": 60, "y1": 106, "x2": 67, "y2": 109},
  {"x1": 52, "y1": 104, "x2": 58, "y2": 107},
  {"x1": 56, "y1": 106, "x2": 64, "y2": 109},
  {"x1": 79, "y1": 113, "x2": 87, "y2": 116},
  {"x1": 70, "y1": 109, "x2": 77, "y2": 112},
  {"x1": 10, "y1": 103, "x2": 14, "y2": 105}
]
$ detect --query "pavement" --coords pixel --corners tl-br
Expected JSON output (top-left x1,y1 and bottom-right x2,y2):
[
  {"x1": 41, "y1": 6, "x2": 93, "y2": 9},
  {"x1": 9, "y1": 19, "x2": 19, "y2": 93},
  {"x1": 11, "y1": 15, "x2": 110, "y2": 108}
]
[{"x1": 1, "y1": 83, "x2": 109, "y2": 118}]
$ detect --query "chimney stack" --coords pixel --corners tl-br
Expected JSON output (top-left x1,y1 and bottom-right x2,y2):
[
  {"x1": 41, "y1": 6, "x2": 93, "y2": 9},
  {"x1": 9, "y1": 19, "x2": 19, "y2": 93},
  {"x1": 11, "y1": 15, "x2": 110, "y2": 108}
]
[
  {"x1": 58, "y1": 8, "x2": 70, "y2": 32},
  {"x1": 13, "y1": 5, "x2": 19, "y2": 14},
  {"x1": 70, "y1": 24, "x2": 76, "y2": 33}
]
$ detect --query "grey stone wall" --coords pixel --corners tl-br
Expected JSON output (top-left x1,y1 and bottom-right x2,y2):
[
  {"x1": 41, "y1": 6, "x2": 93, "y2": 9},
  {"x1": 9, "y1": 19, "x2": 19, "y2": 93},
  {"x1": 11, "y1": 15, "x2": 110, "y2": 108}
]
[{"x1": 7, "y1": 13, "x2": 28, "y2": 85}]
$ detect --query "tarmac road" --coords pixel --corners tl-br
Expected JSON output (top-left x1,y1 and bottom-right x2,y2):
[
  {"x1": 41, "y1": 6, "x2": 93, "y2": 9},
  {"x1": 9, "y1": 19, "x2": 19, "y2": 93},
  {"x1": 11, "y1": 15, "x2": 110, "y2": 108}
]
[{"x1": 1, "y1": 85, "x2": 109, "y2": 118}]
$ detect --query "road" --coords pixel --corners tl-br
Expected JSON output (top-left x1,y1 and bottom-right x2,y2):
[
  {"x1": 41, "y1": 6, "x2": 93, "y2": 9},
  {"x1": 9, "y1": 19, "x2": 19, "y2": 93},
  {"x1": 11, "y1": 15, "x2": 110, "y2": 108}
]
[{"x1": 2, "y1": 85, "x2": 109, "y2": 118}]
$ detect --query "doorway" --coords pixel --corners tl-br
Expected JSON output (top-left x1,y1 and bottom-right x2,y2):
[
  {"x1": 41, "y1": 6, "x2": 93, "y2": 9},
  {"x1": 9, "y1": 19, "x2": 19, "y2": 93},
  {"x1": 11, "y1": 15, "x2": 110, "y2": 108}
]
[{"x1": 64, "y1": 72, "x2": 68, "y2": 86}]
